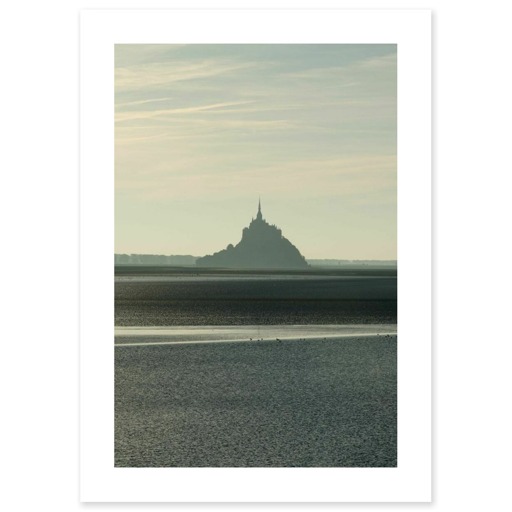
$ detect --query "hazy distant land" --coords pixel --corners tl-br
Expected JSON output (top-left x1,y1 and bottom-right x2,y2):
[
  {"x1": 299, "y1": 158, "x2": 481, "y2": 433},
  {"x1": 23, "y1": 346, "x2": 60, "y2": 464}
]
[{"x1": 115, "y1": 253, "x2": 397, "y2": 268}]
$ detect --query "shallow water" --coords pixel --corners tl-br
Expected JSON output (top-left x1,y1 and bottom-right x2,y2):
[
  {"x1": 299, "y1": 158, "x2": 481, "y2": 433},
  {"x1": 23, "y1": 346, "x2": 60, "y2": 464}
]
[
  {"x1": 115, "y1": 274, "x2": 390, "y2": 282},
  {"x1": 115, "y1": 276, "x2": 397, "y2": 326},
  {"x1": 115, "y1": 324, "x2": 397, "y2": 345},
  {"x1": 115, "y1": 335, "x2": 397, "y2": 467}
]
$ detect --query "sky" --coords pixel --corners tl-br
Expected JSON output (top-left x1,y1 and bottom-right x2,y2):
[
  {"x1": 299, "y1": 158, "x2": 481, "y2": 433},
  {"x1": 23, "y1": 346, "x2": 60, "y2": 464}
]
[{"x1": 115, "y1": 44, "x2": 396, "y2": 260}]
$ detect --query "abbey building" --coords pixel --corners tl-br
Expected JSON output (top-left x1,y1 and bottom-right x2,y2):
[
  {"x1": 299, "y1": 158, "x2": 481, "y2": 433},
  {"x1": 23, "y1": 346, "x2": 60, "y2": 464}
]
[{"x1": 196, "y1": 200, "x2": 309, "y2": 269}]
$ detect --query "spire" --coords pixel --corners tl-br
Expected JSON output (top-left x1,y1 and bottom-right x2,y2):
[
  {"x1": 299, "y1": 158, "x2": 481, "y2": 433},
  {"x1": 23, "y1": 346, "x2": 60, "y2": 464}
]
[{"x1": 257, "y1": 197, "x2": 262, "y2": 220}]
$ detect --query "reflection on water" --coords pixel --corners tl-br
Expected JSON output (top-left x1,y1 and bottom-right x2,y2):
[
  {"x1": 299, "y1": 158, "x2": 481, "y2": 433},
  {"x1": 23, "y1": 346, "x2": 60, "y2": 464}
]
[
  {"x1": 115, "y1": 275, "x2": 386, "y2": 282},
  {"x1": 115, "y1": 324, "x2": 397, "y2": 346},
  {"x1": 115, "y1": 275, "x2": 397, "y2": 326},
  {"x1": 115, "y1": 334, "x2": 397, "y2": 467}
]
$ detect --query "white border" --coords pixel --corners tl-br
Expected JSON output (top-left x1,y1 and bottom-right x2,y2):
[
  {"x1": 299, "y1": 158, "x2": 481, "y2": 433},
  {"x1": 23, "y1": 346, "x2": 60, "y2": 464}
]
[{"x1": 80, "y1": 9, "x2": 430, "y2": 502}]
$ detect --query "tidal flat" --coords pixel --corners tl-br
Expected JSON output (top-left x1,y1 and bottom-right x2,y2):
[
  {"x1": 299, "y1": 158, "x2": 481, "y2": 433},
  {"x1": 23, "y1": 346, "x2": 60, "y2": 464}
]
[
  {"x1": 115, "y1": 270, "x2": 397, "y2": 326},
  {"x1": 115, "y1": 334, "x2": 397, "y2": 467}
]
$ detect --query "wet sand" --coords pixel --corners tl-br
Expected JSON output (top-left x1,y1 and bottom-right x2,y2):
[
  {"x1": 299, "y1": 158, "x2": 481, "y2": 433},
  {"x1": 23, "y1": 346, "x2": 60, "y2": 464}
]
[
  {"x1": 115, "y1": 334, "x2": 397, "y2": 467},
  {"x1": 115, "y1": 324, "x2": 396, "y2": 345},
  {"x1": 115, "y1": 274, "x2": 397, "y2": 326}
]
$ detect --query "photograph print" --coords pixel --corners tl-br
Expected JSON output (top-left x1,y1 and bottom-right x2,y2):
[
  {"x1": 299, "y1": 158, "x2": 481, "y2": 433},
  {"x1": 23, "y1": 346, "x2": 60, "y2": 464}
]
[{"x1": 114, "y1": 44, "x2": 397, "y2": 468}]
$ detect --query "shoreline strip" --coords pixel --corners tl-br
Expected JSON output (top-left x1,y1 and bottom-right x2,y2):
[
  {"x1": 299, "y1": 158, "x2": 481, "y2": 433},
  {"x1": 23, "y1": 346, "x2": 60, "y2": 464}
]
[{"x1": 115, "y1": 332, "x2": 397, "y2": 347}]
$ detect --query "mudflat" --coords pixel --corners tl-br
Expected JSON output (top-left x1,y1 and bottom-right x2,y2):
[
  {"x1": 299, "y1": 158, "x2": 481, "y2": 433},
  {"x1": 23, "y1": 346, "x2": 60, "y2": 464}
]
[
  {"x1": 115, "y1": 334, "x2": 397, "y2": 467},
  {"x1": 115, "y1": 272, "x2": 397, "y2": 326}
]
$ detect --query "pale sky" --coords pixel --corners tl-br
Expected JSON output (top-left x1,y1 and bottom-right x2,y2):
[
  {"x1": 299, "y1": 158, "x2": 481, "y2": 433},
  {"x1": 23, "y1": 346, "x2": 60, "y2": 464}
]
[{"x1": 115, "y1": 44, "x2": 396, "y2": 260}]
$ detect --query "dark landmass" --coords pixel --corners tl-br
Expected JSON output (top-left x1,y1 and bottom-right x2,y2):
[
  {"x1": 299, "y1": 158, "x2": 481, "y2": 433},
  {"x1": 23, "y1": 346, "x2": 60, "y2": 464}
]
[
  {"x1": 115, "y1": 265, "x2": 397, "y2": 278},
  {"x1": 114, "y1": 265, "x2": 397, "y2": 278},
  {"x1": 196, "y1": 201, "x2": 308, "y2": 269},
  {"x1": 115, "y1": 335, "x2": 397, "y2": 467}
]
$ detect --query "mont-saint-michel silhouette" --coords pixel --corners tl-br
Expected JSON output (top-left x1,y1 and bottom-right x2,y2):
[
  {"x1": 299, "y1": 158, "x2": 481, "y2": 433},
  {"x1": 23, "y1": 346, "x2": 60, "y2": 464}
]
[{"x1": 196, "y1": 200, "x2": 309, "y2": 269}]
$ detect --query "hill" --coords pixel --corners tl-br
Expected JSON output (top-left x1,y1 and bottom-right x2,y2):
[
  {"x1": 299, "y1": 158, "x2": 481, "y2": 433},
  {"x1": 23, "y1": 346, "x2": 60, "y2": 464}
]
[{"x1": 196, "y1": 201, "x2": 308, "y2": 269}]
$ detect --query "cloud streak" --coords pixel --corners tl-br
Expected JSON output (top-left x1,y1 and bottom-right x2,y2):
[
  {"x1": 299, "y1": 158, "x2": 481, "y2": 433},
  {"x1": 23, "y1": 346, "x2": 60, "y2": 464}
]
[
  {"x1": 115, "y1": 59, "x2": 260, "y2": 91},
  {"x1": 115, "y1": 101, "x2": 256, "y2": 123}
]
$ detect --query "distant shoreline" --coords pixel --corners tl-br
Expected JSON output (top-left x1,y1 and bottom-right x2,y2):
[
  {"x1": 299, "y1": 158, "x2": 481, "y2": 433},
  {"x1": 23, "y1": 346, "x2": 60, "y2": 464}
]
[
  {"x1": 114, "y1": 264, "x2": 397, "y2": 278},
  {"x1": 114, "y1": 253, "x2": 397, "y2": 268}
]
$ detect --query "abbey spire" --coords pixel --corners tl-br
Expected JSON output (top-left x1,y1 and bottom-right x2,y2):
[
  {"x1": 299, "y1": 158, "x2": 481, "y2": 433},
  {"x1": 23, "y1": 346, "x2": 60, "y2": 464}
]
[{"x1": 256, "y1": 197, "x2": 263, "y2": 221}]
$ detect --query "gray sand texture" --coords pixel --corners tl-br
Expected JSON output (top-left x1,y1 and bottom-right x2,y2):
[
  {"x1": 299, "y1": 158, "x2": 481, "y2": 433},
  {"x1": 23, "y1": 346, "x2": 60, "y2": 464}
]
[{"x1": 115, "y1": 334, "x2": 397, "y2": 467}]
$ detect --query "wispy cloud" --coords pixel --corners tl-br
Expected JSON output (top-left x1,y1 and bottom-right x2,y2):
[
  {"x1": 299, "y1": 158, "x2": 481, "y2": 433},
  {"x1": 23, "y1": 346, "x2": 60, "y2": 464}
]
[
  {"x1": 115, "y1": 101, "x2": 256, "y2": 123},
  {"x1": 115, "y1": 60, "x2": 259, "y2": 91},
  {"x1": 115, "y1": 97, "x2": 176, "y2": 108},
  {"x1": 279, "y1": 52, "x2": 396, "y2": 80}
]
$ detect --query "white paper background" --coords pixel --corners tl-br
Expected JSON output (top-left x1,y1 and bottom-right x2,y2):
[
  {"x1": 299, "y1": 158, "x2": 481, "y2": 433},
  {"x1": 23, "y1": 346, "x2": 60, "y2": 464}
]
[
  {"x1": 2, "y1": 0, "x2": 511, "y2": 510},
  {"x1": 80, "y1": 9, "x2": 430, "y2": 502}
]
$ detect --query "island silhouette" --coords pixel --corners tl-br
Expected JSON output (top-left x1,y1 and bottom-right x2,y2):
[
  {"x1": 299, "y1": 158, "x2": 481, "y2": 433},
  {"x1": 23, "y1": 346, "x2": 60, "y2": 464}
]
[{"x1": 196, "y1": 200, "x2": 309, "y2": 269}]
